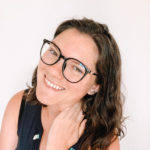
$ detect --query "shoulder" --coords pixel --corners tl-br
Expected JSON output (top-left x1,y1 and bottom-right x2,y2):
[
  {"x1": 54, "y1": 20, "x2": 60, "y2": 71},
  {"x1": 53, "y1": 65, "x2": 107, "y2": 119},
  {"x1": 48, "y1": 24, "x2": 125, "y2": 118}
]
[
  {"x1": 0, "y1": 90, "x2": 25, "y2": 149},
  {"x1": 107, "y1": 137, "x2": 120, "y2": 150},
  {"x1": 1, "y1": 90, "x2": 25, "y2": 127},
  {"x1": 3, "y1": 90, "x2": 25, "y2": 125},
  {"x1": 88, "y1": 137, "x2": 120, "y2": 150},
  {"x1": 8, "y1": 90, "x2": 25, "y2": 108},
  {"x1": 6, "y1": 90, "x2": 25, "y2": 110}
]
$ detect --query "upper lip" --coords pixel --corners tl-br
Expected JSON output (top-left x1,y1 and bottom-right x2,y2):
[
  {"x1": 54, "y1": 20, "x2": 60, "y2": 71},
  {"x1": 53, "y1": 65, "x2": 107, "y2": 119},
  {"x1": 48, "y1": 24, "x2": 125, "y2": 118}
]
[{"x1": 44, "y1": 74, "x2": 65, "y2": 89}]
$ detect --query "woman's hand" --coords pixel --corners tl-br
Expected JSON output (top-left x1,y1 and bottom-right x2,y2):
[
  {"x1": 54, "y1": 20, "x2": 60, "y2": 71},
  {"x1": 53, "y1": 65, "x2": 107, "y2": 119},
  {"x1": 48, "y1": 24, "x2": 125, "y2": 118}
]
[{"x1": 46, "y1": 103, "x2": 87, "y2": 150}]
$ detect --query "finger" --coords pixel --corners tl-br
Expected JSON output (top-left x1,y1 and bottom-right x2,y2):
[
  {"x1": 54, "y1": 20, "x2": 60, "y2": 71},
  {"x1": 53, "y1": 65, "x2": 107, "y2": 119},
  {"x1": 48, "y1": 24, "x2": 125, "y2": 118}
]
[
  {"x1": 79, "y1": 119, "x2": 87, "y2": 137},
  {"x1": 57, "y1": 107, "x2": 71, "y2": 118},
  {"x1": 66, "y1": 102, "x2": 81, "y2": 118},
  {"x1": 59, "y1": 102, "x2": 81, "y2": 120}
]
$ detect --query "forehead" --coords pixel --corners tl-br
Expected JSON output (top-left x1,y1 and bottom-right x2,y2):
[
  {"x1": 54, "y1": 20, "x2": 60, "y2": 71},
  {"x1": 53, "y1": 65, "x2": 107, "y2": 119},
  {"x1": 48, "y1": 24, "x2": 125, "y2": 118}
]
[{"x1": 53, "y1": 28, "x2": 99, "y2": 69}]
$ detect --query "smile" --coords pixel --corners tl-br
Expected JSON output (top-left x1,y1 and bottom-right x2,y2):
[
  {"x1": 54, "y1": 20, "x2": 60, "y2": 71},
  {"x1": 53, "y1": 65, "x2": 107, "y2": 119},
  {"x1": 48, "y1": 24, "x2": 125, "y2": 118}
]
[{"x1": 44, "y1": 76, "x2": 65, "y2": 90}]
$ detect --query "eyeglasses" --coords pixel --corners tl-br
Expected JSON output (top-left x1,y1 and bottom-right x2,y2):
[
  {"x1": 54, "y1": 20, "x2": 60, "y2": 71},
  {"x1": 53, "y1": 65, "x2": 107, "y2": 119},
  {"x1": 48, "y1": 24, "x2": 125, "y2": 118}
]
[{"x1": 40, "y1": 39, "x2": 98, "y2": 83}]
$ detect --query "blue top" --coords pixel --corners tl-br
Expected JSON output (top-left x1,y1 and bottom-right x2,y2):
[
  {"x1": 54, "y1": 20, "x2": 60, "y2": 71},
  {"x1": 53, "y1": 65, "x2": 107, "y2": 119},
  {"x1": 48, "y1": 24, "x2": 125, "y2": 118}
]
[{"x1": 16, "y1": 90, "x2": 84, "y2": 150}]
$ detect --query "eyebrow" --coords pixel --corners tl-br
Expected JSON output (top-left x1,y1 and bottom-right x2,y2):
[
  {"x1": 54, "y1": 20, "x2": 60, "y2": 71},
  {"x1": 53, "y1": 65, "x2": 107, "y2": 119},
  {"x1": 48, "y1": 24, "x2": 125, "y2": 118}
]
[{"x1": 71, "y1": 59, "x2": 85, "y2": 68}]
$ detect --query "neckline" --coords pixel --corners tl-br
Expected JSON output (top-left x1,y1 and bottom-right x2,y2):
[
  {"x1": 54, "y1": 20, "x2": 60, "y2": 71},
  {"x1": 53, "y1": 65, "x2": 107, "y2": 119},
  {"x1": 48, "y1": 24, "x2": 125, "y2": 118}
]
[{"x1": 39, "y1": 105, "x2": 44, "y2": 135}]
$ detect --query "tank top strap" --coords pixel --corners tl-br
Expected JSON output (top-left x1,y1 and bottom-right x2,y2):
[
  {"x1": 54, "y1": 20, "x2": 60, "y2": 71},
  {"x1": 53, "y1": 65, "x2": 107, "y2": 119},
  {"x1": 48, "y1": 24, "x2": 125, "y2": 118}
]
[
  {"x1": 16, "y1": 89, "x2": 43, "y2": 150},
  {"x1": 16, "y1": 89, "x2": 85, "y2": 150},
  {"x1": 17, "y1": 89, "x2": 29, "y2": 130}
]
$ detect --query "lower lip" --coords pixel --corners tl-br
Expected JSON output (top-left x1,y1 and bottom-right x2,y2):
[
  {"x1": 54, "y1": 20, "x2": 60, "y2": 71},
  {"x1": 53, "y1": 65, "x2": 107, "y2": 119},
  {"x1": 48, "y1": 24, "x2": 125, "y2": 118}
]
[{"x1": 43, "y1": 75, "x2": 64, "y2": 91}]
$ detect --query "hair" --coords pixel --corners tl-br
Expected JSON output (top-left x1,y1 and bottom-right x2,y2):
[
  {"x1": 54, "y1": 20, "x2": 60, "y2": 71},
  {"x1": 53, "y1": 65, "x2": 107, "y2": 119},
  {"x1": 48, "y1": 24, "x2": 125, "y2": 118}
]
[{"x1": 26, "y1": 18, "x2": 125, "y2": 150}]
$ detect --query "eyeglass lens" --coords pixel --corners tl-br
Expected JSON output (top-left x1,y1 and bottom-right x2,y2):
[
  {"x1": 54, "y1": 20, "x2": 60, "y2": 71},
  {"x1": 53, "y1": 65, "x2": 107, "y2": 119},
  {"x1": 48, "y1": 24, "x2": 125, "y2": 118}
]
[{"x1": 40, "y1": 41, "x2": 86, "y2": 83}]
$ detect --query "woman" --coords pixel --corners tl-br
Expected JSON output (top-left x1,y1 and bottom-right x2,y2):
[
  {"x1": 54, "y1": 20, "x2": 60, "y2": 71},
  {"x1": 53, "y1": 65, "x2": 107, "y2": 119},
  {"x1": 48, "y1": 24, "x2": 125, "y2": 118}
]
[{"x1": 0, "y1": 18, "x2": 124, "y2": 150}]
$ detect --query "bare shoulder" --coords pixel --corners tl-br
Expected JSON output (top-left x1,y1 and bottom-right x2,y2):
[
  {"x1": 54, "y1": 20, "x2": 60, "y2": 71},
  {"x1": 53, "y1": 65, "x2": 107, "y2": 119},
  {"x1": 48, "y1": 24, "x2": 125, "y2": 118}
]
[
  {"x1": 1, "y1": 90, "x2": 25, "y2": 127},
  {"x1": 107, "y1": 138, "x2": 120, "y2": 150},
  {"x1": 0, "y1": 90, "x2": 25, "y2": 150},
  {"x1": 88, "y1": 137, "x2": 120, "y2": 150},
  {"x1": 5, "y1": 90, "x2": 25, "y2": 113}
]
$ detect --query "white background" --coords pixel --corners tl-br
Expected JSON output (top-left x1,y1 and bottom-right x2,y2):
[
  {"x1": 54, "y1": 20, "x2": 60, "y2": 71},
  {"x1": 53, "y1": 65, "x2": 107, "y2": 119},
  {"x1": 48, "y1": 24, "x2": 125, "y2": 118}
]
[{"x1": 0, "y1": 0, "x2": 150, "y2": 150}]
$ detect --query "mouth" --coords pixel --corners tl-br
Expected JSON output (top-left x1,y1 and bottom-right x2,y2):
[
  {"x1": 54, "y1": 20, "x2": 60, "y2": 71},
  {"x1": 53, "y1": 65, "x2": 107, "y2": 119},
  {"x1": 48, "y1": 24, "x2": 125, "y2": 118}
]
[{"x1": 44, "y1": 75, "x2": 65, "y2": 91}]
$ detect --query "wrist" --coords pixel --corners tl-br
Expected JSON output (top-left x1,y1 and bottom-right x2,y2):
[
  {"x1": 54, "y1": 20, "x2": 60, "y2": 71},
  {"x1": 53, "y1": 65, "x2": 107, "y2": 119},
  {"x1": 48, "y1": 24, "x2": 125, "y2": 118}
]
[{"x1": 46, "y1": 142, "x2": 68, "y2": 150}]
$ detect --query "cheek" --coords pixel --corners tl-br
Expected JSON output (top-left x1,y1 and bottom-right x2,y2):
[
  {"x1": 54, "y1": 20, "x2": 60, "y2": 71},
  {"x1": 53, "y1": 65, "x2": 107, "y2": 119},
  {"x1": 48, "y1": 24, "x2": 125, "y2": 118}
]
[
  {"x1": 37, "y1": 65, "x2": 42, "y2": 84},
  {"x1": 38, "y1": 61, "x2": 44, "y2": 72},
  {"x1": 37, "y1": 61, "x2": 47, "y2": 79},
  {"x1": 36, "y1": 62, "x2": 46, "y2": 93},
  {"x1": 69, "y1": 78, "x2": 94, "y2": 97}
]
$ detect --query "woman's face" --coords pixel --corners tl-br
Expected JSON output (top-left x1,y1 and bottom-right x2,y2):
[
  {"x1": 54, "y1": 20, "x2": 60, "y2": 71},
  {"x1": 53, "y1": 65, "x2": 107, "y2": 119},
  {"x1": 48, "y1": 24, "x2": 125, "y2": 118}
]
[{"x1": 36, "y1": 28, "x2": 99, "y2": 108}]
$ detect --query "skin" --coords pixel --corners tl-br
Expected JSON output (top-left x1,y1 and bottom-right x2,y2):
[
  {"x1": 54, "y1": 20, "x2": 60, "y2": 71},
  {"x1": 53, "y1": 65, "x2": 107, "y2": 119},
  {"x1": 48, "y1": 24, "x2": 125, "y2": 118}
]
[
  {"x1": 36, "y1": 28, "x2": 100, "y2": 109},
  {"x1": 0, "y1": 28, "x2": 120, "y2": 150},
  {"x1": 37, "y1": 28, "x2": 100, "y2": 149}
]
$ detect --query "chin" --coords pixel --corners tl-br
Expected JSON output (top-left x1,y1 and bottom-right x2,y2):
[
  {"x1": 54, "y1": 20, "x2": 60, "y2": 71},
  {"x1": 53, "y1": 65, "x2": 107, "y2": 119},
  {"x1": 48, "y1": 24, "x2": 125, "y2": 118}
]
[
  {"x1": 36, "y1": 86, "x2": 46, "y2": 104},
  {"x1": 36, "y1": 87, "x2": 56, "y2": 106}
]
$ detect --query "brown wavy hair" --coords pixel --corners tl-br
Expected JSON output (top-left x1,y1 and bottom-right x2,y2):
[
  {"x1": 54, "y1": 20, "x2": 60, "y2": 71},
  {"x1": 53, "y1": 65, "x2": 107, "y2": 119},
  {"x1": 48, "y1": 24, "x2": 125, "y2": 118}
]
[{"x1": 26, "y1": 18, "x2": 125, "y2": 150}]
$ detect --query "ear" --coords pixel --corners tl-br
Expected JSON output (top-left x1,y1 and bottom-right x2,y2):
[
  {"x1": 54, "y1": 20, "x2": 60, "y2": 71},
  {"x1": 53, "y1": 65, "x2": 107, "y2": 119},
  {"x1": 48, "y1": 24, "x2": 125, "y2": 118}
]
[{"x1": 87, "y1": 84, "x2": 100, "y2": 95}]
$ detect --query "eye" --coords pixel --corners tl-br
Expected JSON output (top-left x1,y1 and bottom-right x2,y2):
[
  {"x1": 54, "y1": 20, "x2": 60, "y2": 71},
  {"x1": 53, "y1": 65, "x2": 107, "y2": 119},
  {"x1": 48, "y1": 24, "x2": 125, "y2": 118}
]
[
  {"x1": 73, "y1": 66, "x2": 83, "y2": 74},
  {"x1": 49, "y1": 49, "x2": 58, "y2": 56}
]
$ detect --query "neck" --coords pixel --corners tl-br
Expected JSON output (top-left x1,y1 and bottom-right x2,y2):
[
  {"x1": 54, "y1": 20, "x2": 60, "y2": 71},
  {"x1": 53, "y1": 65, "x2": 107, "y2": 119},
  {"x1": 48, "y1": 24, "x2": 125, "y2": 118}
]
[
  {"x1": 46, "y1": 102, "x2": 76, "y2": 118},
  {"x1": 41, "y1": 102, "x2": 76, "y2": 131}
]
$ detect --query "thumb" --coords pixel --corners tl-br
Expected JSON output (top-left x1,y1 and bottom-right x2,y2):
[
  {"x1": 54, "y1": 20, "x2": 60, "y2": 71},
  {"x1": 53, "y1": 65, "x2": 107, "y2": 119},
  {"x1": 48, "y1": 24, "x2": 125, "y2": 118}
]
[{"x1": 79, "y1": 119, "x2": 87, "y2": 137}]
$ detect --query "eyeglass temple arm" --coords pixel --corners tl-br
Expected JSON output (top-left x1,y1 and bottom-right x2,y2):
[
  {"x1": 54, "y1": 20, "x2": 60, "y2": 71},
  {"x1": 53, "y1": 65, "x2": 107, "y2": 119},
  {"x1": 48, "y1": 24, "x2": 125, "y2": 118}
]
[
  {"x1": 87, "y1": 68, "x2": 98, "y2": 76},
  {"x1": 92, "y1": 72, "x2": 98, "y2": 76}
]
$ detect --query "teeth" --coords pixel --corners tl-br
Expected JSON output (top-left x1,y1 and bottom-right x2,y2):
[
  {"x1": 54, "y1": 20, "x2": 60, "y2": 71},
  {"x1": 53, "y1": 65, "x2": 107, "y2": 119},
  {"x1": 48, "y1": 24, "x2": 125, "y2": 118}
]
[{"x1": 45, "y1": 78, "x2": 64, "y2": 90}]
